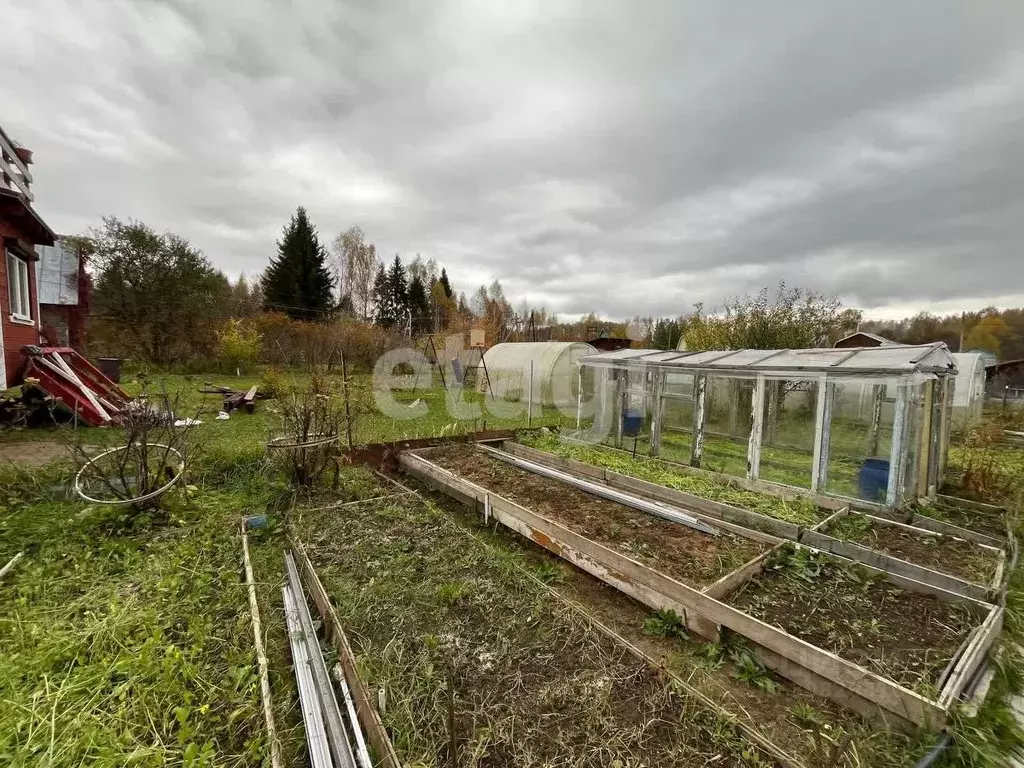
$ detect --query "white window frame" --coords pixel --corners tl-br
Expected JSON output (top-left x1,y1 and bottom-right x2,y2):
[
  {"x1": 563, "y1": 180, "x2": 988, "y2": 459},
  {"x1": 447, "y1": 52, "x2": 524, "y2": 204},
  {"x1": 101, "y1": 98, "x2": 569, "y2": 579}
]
[{"x1": 7, "y1": 252, "x2": 32, "y2": 322}]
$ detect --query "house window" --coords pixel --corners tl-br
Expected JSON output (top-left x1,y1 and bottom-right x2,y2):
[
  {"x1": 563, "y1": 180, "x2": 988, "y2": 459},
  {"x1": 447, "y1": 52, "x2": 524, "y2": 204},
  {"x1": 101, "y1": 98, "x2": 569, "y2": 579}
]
[{"x1": 7, "y1": 252, "x2": 32, "y2": 321}]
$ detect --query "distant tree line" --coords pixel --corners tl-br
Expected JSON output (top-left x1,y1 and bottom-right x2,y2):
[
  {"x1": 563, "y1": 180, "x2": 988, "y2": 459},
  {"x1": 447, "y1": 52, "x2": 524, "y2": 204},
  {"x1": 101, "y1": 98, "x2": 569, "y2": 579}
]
[
  {"x1": 83, "y1": 208, "x2": 1022, "y2": 366},
  {"x1": 861, "y1": 310, "x2": 1023, "y2": 360}
]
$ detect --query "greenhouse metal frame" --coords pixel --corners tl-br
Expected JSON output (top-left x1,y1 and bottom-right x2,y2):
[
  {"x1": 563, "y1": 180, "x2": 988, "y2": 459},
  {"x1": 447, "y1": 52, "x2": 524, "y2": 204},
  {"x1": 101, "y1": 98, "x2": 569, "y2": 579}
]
[{"x1": 577, "y1": 343, "x2": 958, "y2": 508}]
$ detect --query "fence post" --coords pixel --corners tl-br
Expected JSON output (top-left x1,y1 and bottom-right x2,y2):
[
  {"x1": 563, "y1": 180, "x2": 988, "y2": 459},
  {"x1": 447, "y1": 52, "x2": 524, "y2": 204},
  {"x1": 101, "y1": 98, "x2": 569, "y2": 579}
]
[{"x1": 341, "y1": 352, "x2": 354, "y2": 449}]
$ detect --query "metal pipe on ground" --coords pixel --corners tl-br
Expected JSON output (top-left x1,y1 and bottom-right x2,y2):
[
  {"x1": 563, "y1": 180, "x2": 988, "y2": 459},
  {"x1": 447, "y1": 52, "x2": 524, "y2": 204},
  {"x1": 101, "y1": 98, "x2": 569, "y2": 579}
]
[
  {"x1": 285, "y1": 552, "x2": 358, "y2": 768},
  {"x1": 333, "y1": 665, "x2": 373, "y2": 768},
  {"x1": 477, "y1": 445, "x2": 720, "y2": 536},
  {"x1": 283, "y1": 586, "x2": 333, "y2": 768}
]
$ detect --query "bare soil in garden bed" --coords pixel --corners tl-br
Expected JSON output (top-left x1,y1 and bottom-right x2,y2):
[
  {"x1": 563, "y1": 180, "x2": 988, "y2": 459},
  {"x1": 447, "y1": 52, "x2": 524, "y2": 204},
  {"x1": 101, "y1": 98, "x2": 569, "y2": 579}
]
[
  {"x1": 922, "y1": 501, "x2": 1008, "y2": 540},
  {"x1": 406, "y1": 476, "x2": 930, "y2": 768},
  {"x1": 425, "y1": 444, "x2": 768, "y2": 588},
  {"x1": 728, "y1": 546, "x2": 984, "y2": 693},
  {"x1": 294, "y1": 493, "x2": 777, "y2": 767},
  {"x1": 828, "y1": 513, "x2": 998, "y2": 585}
]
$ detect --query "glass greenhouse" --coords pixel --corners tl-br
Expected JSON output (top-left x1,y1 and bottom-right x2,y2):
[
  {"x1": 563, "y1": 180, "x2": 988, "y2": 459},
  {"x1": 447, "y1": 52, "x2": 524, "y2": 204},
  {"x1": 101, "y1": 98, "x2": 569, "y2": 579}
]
[{"x1": 575, "y1": 343, "x2": 958, "y2": 508}]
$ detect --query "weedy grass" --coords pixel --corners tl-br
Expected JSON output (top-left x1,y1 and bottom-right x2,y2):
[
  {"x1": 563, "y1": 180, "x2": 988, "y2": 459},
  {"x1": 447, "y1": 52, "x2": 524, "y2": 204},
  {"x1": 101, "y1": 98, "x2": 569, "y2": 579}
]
[
  {"x1": 520, "y1": 432, "x2": 826, "y2": 526},
  {"x1": 729, "y1": 546, "x2": 982, "y2": 695},
  {"x1": 2, "y1": 373, "x2": 1022, "y2": 767},
  {"x1": 826, "y1": 513, "x2": 999, "y2": 586},
  {"x1": 293, "y1": 491, "x2": 777, "y2": 767},
  {"x1": 0, "y1": 462, "x2": 287, "y2": 767}
]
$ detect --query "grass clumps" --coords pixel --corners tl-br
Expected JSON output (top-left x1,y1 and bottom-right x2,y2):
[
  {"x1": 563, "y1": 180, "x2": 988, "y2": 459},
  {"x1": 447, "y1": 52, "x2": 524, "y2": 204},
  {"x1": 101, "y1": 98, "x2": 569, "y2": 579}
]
[
  {"x1": 729, "y1": 546, "x2": 983, "y2": 695},
  {"x1": 521, "y1": 433, "x2": 825, "y2": 526},
  {"x1": 294, "y1": 492, "x2": 776, "y2": 767},
  {"x1": 0, "y1": 482, "x2": 272, "y2": 766}
]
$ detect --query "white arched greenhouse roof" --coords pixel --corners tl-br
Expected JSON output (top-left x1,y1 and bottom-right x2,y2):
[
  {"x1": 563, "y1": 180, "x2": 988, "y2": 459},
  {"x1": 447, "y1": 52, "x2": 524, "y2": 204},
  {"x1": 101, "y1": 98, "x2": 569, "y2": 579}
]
[
  {"x1": 481, "y1": 341, "x2": 597, "y2": 404},
  {"x1": 482, "y1": 341, "x2": 596, "y2": 377},
  {"x1": 951, "y1": 352, "x2": 987, "y2": 409}
]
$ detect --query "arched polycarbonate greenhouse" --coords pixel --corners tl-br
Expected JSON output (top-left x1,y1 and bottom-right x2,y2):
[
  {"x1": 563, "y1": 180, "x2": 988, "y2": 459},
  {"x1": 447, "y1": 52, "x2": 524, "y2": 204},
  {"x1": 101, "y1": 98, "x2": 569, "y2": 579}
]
[
  {"x1": 480, "y1": 341, "x2": 596, "y2": 406},
  {"x1": 951, "y1": 352, "x2": 987, "y2": 425},
  {"x1": 574, "y1": 343, "x2": 959, "y2": 508}
]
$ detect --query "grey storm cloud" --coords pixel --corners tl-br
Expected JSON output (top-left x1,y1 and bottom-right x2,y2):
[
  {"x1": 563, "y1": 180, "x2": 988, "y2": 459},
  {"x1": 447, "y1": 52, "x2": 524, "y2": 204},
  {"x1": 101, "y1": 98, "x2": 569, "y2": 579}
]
[{"x1": 3, "y1": 0, "x2": 1024, "y2": 320}]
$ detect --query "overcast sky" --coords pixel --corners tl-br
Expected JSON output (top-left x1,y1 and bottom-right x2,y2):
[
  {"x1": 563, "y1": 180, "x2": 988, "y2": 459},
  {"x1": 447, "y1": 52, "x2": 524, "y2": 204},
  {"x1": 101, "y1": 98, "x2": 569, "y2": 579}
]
[{"x1": 4, "y1": 1, "x2": 1023, "y2": 321}]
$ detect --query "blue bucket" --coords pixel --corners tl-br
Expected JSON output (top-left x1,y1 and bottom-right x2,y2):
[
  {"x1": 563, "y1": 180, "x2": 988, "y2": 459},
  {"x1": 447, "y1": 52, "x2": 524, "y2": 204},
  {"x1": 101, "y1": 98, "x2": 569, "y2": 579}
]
[
  {"x1": 858, "y1": 458, "x2": 890, "y2": 502},
  {"x1": 622, "y1": 408, "x2": 644, "y2": 437}
]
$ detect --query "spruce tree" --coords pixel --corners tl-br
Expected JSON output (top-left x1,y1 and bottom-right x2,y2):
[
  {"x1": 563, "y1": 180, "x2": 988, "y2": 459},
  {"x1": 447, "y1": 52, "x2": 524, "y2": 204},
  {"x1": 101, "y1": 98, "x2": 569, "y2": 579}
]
[
  {"x1": 262, "y1": 207, "x2": 334, "y2": 321},
  {"x1": 375, "y1": 255, "x2": 408, "y2": 329},
  {"x1": 438, "y1": 268, "x2": 454, "y2": 299},
  {"x1": 407, "y1": 274, "x2": 431, "y2": 335}
]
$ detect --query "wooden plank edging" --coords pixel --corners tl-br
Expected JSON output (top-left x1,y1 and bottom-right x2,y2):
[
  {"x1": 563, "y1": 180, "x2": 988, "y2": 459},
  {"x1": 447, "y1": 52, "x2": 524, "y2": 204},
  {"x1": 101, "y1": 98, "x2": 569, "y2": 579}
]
[
  {"x1": 400, "y1": 451, "x2": 947, "y2": 728},
  {"x1": 937, "y1": 606, "x2": 1004, "y2": 710},
  {"x1": 501, "y1": 440, "x2": 803, "y2": 541},
  {"x1": 289, "y1": 536, "x2": 402, "y2": 768},
  {"x1": 907, "y1": 512, "x2": 1005, "y2": 549},
  {"x1": 504, "y1": 441, "x2": 999, "y2": 601},
  {"x1": 702, "y1": 544, "x2": 784, "y2": 601},
  {"x1": 478, "y1": 443, "x2": 782, "y2": 547},
  {"x1": 937, "y1": 494, "x2": 1010, "y2": 515},
  {"x1": 240, "y1": 525, "x2": 282, "y2": 768},
  {"x1": 799, "y1": 529, "x2": 991, "y2": 603}
]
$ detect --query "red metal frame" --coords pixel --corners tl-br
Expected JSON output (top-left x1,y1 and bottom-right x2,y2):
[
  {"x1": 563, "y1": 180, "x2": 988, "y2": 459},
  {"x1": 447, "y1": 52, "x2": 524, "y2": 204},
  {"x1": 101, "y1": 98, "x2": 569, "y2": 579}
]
[{"x1": 22, "y1": 346, "x2": 130, "y2": 426}]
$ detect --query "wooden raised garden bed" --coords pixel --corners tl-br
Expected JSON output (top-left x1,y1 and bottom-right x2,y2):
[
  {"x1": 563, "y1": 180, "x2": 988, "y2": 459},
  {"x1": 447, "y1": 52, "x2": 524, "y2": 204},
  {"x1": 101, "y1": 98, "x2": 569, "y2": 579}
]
[
  {"x1": 418, "y1": 444, "x2": 778, "y2": 637},
  {"x1": 925, "y1": 495, "x2": 1010, "y2": 543},
  {"x1": 507, "y1": 440, "x2": 1007, "y2": 601},
  {"x1": 291, "y1": 480, "x2": 781, "y2": 767},
  {"x1": 400, "y1": 444, "x2": 1003, "y2": 730},
  {"x1": 810, "y1": 510, "x2": 1004, "y2": 599}
]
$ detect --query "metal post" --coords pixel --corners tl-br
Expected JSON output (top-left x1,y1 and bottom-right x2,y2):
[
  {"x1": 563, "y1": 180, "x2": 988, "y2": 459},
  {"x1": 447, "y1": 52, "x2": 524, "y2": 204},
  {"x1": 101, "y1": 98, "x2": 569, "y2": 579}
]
[
  {"x1": 691, "y1": 374, "x2": 707, "y2": 468},
  {"x1": 746, "y1": 375, "x2": 766, "y2": 480},
  {"x1": 282, "y1": 587, "x2": 332, "y2": 768},
  {"x1": 528, "y1": 360, "x2": 534, "y2": 427},
  {"x1": 285, "y1": 554, "x2": 357, "y2": 768},
  {"x1": 937, "y1": 377, "x2": 953, "y2": 487},
  {"x1": 810, "y1": 377, "x2": 834, "y2": 493},
  {"x1": 917, "y1": 380, "x2": 935, "y2": 498},
  {"x1": 886, "y1": 384, "x2": 909, "y2": 507}
]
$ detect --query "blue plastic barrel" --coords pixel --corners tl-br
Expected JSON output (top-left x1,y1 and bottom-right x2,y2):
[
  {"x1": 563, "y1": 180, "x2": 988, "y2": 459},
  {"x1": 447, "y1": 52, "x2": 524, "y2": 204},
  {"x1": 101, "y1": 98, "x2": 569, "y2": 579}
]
[
  {"x1": 622, "y1": 408, "x2": 644, "y2": 437},
  {"x1": 858, "y1": 458, "x2": 890, "y2": 501}
]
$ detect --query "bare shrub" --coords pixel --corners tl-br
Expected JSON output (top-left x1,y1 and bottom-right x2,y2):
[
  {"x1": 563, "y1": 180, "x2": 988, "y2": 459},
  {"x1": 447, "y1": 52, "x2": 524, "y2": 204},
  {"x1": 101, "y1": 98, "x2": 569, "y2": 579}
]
[
  {"x1": 254, "y1": 312, "x2": 407, "y2": 372},
  {"x1": 269, "y1": 374, "x2": 351, "y2": 488},
  {"x1": 69, "y1": 388, "x2": 199, "y2": 516},
  {"x1": 956, "y1": 420, "x2": 1018, "y2": 500}
]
